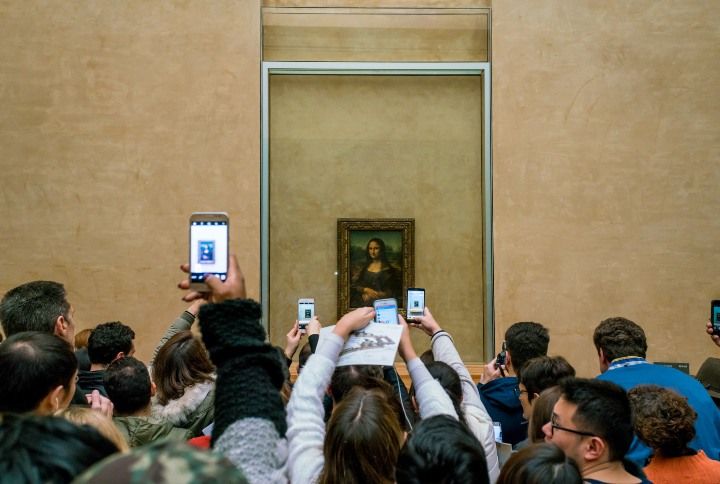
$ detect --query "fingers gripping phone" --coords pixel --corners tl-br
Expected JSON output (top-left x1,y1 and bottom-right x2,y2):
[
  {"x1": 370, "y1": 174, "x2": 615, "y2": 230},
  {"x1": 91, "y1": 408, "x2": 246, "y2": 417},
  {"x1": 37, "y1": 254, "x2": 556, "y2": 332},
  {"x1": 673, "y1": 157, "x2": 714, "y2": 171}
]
[
  {"x1": 189, "y1": 212, "x2": 229, "y2": 291},
  {"x1": 712, "y1": 300, "x2": 720, "y2": 335},
  {"x1": 374, "y1": 298, "x2": 399, "y2": 324},
  {"x1": 298, "y1": 298, "x2": 315, "y2": 332},
  {"x1": 406, "y1": 288, "x2": 425, "y2": 320},
  {"x1": 495, "y1": 341, "x2": 507, "y2": 377}
]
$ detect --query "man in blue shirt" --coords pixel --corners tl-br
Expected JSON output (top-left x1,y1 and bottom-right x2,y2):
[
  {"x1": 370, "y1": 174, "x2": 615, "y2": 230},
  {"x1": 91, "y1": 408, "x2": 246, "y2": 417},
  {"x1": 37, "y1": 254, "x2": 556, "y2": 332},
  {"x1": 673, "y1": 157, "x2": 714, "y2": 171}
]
[{"x1": 594, "y1": 317, "x2": 720, "y2": 467}]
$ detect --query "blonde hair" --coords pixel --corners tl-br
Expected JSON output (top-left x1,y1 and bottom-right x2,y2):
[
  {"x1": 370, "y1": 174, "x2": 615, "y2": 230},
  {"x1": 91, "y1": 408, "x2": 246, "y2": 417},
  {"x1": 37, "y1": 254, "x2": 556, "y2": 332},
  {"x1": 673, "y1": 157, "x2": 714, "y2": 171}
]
[
  {"x1": 59, "y1": 406, "x2": 129, "y2": 452},
  {"x1": 74, "y1": 328, "x2": 93, "y2": 349}
]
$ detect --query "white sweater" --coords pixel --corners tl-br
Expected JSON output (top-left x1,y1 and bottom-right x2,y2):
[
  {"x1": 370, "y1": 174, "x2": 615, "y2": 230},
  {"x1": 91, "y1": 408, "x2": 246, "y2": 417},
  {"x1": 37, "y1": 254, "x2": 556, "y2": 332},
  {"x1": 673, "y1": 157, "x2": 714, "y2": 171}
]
[
  {"x1": 286, "y1": 332, "x2": 457, "y2": 484},
  {"x1": 431, "y1": 331, "x2": 501, "y2": 484}
]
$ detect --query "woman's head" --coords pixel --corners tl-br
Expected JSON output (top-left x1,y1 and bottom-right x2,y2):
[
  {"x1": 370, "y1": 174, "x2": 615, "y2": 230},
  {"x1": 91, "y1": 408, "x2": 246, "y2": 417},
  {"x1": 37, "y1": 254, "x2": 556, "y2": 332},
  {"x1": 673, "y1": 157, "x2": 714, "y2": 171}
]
[
  {"x1": 320, "y1": 386, "x2": 404, "y2": 484},
  {"x1": 59, "y1": 406, "x2": 130, "y2": 452},
  {"x1": 628, "y1": 384, "x2": 697, "y2": 457},
  {"x1": 497, "y1": 443, "x2": 582, "y2": 484},
  {"x1": 528, "y1": 385, "x2": 563, "y2": 443},
  {"x1": 419, "y1": 361, "x2": 465, "y2": 425},
  {"x1": 152, "y1": 330, "x2": 214, "y2": 405},
  {"x1": 396, "y1": 414, "x2": 489, "y2": 484},
  {"x1": 365, "y1": 238, "x2": 389, "y2": 264}
]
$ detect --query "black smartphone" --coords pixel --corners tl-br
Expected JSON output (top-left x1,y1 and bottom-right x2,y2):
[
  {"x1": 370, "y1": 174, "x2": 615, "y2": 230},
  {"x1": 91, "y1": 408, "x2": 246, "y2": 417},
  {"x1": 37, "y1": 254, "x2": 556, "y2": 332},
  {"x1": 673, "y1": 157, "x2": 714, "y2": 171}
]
[
  {"x1": 406, "y1": 288, "x2": 425, "y2": 320},
  {"x1": 712, "y1": 300, "x2": 720, "y2": 335},
  {"x1": 495, "y1": 341, "x2": 507, "y2": 370}
]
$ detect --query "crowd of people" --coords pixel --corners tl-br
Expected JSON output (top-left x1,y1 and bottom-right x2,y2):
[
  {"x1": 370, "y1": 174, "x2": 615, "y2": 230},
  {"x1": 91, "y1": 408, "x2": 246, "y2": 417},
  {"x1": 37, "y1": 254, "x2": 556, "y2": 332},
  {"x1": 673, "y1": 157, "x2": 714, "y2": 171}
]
[{"x1": 0, "y1": 254, "x2": 719, "y2": 483}]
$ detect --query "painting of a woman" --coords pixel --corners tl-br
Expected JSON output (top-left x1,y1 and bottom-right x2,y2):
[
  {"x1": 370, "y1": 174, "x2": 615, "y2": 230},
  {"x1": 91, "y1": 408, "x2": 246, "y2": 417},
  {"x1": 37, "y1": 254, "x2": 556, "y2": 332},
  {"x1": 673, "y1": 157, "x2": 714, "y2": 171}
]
[{"x1": 350, "y1": 237, "x2": 402, "y2": 307}]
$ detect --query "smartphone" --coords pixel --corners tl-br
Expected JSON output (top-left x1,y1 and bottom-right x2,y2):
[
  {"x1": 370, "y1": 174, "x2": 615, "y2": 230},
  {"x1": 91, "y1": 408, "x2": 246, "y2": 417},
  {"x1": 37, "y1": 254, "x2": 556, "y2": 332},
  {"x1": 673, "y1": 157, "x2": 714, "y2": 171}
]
[
  {"x1": 495, "y1": 341, "x2": 507, "y2": 370},
  {"x1": 712, "y1": 300, "x2": 720, "y2": 335},
  {"x1": 189, "y1": 212, "x2": 229, "y2": 291},
  {"x1": 406, "y1": 288, "x2": 425, "y2": 320},
  {"x1": 374, "y1": 298, "x2": 399, "y2": 325},
  {"x1": 298, "y1": 298, "x2": 315, "y2": 332}
]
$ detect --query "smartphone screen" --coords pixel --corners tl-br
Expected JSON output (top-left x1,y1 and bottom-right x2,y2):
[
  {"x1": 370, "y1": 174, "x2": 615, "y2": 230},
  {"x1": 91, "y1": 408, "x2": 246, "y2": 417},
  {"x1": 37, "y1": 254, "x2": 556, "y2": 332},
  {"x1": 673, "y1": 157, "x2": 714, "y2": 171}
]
[
  {"x1": 712, "y1": 301, "x2": 720, "y2": 334},
  {"x1": 406, "y1": 288, "x2": 425, "y2": 319},
  {"x1": 298, "y1": 299, "x2": 314, "y2": 330},
  {"x1": 190, "y1": 214, "x2": 229, "y2": 287},
  {"x1": 374, "y1": 298, "x2": 399, "y2": 324}
]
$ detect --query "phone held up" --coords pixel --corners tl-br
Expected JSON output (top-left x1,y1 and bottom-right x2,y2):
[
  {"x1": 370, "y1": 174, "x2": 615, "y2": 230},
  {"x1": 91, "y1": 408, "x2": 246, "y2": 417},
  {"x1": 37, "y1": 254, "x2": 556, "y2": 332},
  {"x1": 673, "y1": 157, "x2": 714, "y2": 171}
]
[
  {"x1": 495, "y1": 341, "x2": 507, "y2": 377},
  {"x1": 712, "y1": 300, "x2": 720, "y2": 335},
  {"x1": 406, "y1": 288, "x2": 425, "y2": 320},
  {"x1": 298, "y1": 298, "x2": 315, "y2": 332},
  {"x1": 189, "y1": 212, "x2": 229, "y2": 292},
  {"x1": 374, "y1": 298, "x2": 399, "y2": 325}
]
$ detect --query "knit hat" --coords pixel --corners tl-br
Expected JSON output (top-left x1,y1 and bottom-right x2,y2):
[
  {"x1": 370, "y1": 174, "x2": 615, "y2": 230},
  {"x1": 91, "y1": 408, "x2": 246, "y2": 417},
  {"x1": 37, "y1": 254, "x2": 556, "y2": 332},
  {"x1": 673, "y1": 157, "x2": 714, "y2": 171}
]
[{"x1": 72, "y1": 438, "x2": 247, "y2": 483}]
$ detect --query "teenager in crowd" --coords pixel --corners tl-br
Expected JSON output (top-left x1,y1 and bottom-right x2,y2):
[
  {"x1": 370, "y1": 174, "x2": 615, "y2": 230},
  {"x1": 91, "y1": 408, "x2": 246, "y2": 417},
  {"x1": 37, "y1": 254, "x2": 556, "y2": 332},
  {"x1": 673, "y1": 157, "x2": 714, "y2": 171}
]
[
  {"x1": 628, "y1": 385, "x2": 720, "y2": 483},
  {"x1": 527, "y1": 385, "x2": 563, "y2": 444},
  {"x1": 286, "y1": 308, "x2": 457, "y2": 484},
  {"x1": 411, "y1": 306, "x2": 501, "y2": 482},
  {"x1": 594, "y1": 317, "x2": 720, "y2": 466},
  {"x1": 478, "y1": 321, "x2": 550, "y2": 446},
  {"x1": 79, "y1": 321, "x2": 135, "y2": 397},
  {"x1": 497, "y1": 443, "x2": 582, "y2": 484}
]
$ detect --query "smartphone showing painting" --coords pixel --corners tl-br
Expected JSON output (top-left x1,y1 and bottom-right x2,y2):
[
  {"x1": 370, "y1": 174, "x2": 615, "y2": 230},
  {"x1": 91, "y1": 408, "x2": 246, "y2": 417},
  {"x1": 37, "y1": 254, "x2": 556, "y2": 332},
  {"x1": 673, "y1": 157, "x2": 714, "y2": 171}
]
[
  {"x1": 298, "y1": 298, "x2": 315, "y2": 331},
  {"x1": 374, "y1": 298, "x2": 399, "y2": 325},
  {"x1": 712, "y1": 300, "x2": 720, "y2": 335},
  {"x1": 406, "y1": 288, "x2": 425, "y2": 319},
  {"x1": 189, "y1": 212, "x2": 229, "y2": 291}
]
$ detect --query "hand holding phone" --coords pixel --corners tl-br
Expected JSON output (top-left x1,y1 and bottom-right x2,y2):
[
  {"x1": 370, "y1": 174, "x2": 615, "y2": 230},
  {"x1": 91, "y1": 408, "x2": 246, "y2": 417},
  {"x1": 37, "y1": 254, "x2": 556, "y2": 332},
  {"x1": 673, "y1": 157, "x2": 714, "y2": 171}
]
[
  {"x1": 189, "y1": 212, "x2": 229, "y2": 292},
  {"x1": 406, "y1": 288, "x2": 425, "y2": 320},
  {"x1": 711, "y1": 301, "x2": 720, "y2": 335},
  {"x1": 494, "y1": 342, "x2": 507, "y2": 377},
  {"x1": 298, "y1": 298, "x2": 315, "y2": 332},
  {"x1": 374, "y1": 298, "x2": 399, "y2": 325}
]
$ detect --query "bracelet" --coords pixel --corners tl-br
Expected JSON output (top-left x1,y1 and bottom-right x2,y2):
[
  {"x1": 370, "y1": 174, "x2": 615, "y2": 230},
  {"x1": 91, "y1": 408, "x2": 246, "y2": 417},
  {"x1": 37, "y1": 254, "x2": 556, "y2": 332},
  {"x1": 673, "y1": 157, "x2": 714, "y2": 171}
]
[{"x1": 431, "y1": 329, "x2": 447, "y2": 338}]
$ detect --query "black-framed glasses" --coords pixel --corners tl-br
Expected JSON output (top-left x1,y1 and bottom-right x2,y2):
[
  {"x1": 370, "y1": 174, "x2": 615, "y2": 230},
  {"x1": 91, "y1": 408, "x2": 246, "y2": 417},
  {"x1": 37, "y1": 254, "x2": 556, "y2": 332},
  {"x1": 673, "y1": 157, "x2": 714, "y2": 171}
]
[
  {"x1": 550, "y1": 414, "x2": 596, "y2": 438},
  {"x1": 512, "y1": 387, "x2": 528, "y2": 398}
]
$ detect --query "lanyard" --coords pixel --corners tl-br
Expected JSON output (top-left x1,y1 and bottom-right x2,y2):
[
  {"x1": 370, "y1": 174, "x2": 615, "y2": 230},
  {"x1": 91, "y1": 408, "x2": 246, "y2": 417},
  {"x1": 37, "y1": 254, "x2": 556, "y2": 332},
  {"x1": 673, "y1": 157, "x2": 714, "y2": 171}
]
[{"x1": 608, "y1": 356, "x2": 648, "y2": 371}]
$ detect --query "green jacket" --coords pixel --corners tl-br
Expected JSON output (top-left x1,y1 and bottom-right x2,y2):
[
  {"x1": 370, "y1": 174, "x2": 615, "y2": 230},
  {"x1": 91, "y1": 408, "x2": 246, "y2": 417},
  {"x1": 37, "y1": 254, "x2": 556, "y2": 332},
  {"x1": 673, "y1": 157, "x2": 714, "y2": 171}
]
[{"x1": 114, "y1": 415, "x2": 192, "y2": 448}]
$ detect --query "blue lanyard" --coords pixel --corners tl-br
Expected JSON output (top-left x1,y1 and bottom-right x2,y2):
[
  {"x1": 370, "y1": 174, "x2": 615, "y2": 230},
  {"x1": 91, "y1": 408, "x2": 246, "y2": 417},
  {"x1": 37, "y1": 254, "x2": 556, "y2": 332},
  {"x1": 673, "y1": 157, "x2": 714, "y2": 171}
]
[{"x1": 608, "y1": 356, "x2": 648, "y2": 371}]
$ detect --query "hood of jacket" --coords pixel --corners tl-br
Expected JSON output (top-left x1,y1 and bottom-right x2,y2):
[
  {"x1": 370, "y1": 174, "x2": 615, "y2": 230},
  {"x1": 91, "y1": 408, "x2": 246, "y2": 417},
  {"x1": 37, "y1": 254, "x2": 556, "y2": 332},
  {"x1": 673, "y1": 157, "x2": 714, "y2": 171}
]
[
  {"x1": 478, "y1": 376, "x2": 522, "y2": 412},
  {"x1": 114, "y1": 416, "x2": 190, "y2": 448},
  {"x1": 151, "y1": 380, "x2": 215, "y2": 427}
]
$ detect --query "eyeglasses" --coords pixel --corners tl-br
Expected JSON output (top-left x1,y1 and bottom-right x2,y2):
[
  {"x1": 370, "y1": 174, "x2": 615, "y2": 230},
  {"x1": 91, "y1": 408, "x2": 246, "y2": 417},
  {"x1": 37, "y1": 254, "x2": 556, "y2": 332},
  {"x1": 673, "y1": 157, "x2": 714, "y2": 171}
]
[
  {"x1": 550, "y1": 414, "x2": 596, "y2": 438},
  {"x1": 513, "y1": 387, "x2": 528, "y2": 398}
]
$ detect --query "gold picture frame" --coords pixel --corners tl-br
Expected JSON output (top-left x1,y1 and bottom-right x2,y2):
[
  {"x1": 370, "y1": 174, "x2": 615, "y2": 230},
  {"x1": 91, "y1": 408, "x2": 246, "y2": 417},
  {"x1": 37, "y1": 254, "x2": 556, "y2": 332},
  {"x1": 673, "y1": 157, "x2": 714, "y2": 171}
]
[{"x1": 337, "y1": 218, "x2": 415, "y2": 319}]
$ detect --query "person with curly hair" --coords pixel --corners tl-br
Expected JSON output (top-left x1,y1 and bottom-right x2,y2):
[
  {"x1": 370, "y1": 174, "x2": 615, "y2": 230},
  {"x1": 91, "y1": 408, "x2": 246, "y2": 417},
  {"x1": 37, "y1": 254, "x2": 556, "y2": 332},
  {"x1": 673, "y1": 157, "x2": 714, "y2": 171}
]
[{"x1": 628, "y1": 385, "x2": 720, "y2": 484}]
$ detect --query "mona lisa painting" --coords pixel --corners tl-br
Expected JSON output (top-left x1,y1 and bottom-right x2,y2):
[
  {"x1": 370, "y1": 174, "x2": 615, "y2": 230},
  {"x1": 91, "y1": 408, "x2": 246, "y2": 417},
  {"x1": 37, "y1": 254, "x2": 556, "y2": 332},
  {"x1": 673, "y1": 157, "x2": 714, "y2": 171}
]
[{"x1": 337, "y1": 218, "x2": 414, "y2": 318}]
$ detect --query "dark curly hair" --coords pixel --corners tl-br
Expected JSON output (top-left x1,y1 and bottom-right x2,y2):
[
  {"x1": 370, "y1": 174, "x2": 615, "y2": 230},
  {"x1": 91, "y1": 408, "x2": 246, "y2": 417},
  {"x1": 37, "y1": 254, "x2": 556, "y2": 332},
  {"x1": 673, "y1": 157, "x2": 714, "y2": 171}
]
[
  {"x1": 593, "y1": 317, "x2": 647, "y2": 362},
  {"x1": 505, "y1": 322, "x2": 549, "y2": 372},
  {"x1": 628, "y1": 385, "x2": 697, "y2": 457},
  {"x1": 87, "y1": 321, "x2": 135, "y2": 365}
]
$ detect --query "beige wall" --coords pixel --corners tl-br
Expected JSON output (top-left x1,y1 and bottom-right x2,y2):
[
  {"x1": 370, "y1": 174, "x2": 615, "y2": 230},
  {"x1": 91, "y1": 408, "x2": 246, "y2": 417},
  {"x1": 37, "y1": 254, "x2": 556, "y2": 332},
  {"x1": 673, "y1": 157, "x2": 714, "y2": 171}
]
[
  {"x1": 1, "y1": 1, "x2": 718, "y2": 379},
  {"x1": 0, "y1": 1, "x2": 261, "y2": 361},
  {"x1": 492, "y1": 1, "x2": 720, "y2": 377},
  {"x1": 267, "y1": 74, "x2": 485, "y2": 357}
]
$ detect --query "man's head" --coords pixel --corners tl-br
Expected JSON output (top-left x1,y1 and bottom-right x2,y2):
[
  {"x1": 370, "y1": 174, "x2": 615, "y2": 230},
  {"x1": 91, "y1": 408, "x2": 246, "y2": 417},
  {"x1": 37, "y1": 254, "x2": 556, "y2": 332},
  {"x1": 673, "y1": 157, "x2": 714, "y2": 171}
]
[
  {"x1": 505, "y1": 321, "x2": 550, "y2": 373},
  {"x1": 518, "y1": 355, "x2": 576, "y2": 419},
  {"x1": 0, "y1": 331, "x2": 78, "y2": 414},
  {"x1": 104, "y1": 356, "x2": 153, "y2": 417},
  {"x1": 87, "y1": 321, "x2": 135, "y2": 367},
  {"x1": 593, "y1": 317, "x2": 647, "y2": 372},
  {"x1": 0, "y1": 281, "x2": 75, "y2": 344},
  {"x1": 543, "y1": 378, "x2": 633, "y2": 472}
]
